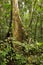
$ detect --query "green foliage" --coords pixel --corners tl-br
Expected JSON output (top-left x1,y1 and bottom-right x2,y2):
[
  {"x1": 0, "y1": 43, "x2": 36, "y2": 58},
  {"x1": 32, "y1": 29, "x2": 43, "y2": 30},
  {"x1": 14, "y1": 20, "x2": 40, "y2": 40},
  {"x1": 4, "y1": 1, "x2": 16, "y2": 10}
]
[
  {"x1": 19, "y1": 0, "x2": 43, "y2": 42},
  {"x1": 0, "y1": 0, "x2": 11, "y2": 40},
  {"x1": 0, "y1": 39, "x2": 43, "y2": 65},
  {"x1": 0, "y1": 0, "x2": 43, "y2": 65}
]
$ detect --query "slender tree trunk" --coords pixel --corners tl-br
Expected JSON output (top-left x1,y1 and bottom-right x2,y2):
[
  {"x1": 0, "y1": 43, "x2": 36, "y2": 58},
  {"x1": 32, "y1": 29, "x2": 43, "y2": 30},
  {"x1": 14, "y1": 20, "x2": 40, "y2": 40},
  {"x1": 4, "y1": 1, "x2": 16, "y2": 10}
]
[{"x1": 12, "y1": 0, "x2": 25, "y2": 42}]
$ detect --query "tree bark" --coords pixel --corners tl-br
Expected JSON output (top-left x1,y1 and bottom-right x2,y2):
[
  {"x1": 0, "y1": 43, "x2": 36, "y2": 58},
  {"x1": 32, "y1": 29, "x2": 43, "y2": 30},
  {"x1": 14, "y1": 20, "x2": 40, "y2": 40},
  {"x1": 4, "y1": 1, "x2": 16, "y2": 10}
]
[{"x1": 12, "y1": 0, "x2": 25, "y2": 42}]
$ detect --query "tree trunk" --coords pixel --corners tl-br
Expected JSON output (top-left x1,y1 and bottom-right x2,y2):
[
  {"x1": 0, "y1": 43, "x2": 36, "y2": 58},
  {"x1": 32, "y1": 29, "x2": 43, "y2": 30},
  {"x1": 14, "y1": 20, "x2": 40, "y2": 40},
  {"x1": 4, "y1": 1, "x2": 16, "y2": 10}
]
[{"x1": 12, "y1": 0, "x2": 25, "y2": 42}]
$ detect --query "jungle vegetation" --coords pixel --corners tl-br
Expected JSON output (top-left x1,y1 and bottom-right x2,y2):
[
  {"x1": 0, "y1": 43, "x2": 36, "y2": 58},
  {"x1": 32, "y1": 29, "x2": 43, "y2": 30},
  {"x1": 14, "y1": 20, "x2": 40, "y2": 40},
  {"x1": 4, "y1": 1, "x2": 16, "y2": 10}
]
[{"x1": 0, "y1": 0, "x2": 43, "y2": 65}]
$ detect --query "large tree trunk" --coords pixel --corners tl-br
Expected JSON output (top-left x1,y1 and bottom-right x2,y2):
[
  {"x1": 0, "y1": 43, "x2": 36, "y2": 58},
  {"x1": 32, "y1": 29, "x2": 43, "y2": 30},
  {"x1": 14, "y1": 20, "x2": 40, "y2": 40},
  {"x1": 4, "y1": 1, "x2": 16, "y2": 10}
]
[{"x1": 12, "y1": 0, "x2": 25, "y2": 42}]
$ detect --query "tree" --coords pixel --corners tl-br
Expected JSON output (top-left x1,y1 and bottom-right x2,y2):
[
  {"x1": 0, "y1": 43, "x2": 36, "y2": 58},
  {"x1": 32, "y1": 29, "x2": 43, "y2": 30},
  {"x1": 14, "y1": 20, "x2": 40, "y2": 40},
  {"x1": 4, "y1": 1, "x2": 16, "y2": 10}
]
[{"x1": 12, "y1": 0, "x2": 25, "y2": 42}]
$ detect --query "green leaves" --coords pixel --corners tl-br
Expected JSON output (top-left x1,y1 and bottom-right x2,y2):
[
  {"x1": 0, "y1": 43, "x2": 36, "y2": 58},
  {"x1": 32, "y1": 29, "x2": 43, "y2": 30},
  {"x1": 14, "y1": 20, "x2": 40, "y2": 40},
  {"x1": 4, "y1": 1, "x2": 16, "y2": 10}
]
[
  {"x1": 0, "y1": 0, "x2": 43, "y2": 65},
  {"x1": 0, "y1": 38, "x2": 43, "y2": 65},
  {"x1": 0, "y1": 0, "x2": 11, "y2": 40}
]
